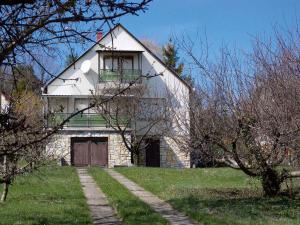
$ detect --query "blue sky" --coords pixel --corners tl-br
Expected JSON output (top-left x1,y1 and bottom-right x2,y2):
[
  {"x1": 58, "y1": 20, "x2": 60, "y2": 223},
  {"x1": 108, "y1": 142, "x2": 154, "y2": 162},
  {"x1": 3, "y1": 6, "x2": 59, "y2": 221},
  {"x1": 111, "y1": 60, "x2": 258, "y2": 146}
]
[
  {"x1": 118, "y1": 0, "x2": 300, "y2": 52},
  {"x1": 49, "y1": 0, "x2": 300, "y2": 80}
]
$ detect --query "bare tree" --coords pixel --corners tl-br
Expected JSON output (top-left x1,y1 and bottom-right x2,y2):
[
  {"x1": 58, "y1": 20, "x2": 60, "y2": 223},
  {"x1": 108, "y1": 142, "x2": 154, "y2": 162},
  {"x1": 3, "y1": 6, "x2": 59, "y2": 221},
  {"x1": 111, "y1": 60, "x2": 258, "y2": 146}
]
[
  {"x1": 93, "y1": 74, "x2": 169, "y2": 165},
  {"x1": 0, "y1": 0, "x2": 152, "y2": 202},
  {"x1": 0, "y1": 89, "x2": 49, "y2": 202},
  {"x1": 0, "y1": 1, "x2": 151, "y2": 64},
  {"x1": 174, "y1": 28, "x2": 300, "y2": 196}
]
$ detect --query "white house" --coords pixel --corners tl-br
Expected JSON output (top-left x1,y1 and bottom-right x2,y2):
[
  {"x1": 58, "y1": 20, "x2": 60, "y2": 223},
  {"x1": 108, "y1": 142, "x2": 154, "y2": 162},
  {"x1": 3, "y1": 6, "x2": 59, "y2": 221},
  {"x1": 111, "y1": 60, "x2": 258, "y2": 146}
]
[{"x1": 43, "y1": 24, "x2": 190, "y2": 168}]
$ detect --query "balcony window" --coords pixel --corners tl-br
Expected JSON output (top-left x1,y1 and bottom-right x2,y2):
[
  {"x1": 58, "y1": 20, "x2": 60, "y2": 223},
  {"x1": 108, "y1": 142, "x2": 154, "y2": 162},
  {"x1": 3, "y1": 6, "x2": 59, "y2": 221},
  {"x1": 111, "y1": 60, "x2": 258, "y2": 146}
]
[{"x1": 100, "y1": 55, "x2": 141, "y2": 83}]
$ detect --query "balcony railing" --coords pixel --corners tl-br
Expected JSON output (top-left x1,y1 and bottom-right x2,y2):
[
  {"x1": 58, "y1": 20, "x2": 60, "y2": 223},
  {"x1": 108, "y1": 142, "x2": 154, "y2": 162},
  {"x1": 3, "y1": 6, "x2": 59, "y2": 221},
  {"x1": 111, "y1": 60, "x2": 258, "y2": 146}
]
[
  {"x1": 47, "y1": 113, "x2": 130, "y2": 128},
  {"x1": 99, "y1": 69, "x2": 142, "y2": 83}
]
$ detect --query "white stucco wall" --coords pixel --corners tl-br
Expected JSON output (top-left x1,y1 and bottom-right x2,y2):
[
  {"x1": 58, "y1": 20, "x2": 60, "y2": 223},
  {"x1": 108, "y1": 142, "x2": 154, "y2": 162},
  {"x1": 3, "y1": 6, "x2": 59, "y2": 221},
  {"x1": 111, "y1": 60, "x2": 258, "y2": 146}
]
[
  {"x1": 46, "y1": 25, "x2": 190, "y2": 130},
  {"x1": 46, "y1": 25, "x2": 189, "y2": 100}
]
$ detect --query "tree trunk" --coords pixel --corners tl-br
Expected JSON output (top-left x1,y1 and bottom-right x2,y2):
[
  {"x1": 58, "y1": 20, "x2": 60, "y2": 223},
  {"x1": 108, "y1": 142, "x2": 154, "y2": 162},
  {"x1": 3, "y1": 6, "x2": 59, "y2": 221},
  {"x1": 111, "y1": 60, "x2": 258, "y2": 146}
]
[
  {"x1": 132, "y1": 151, "x2": 139, "y2": 166},
  {"x1": 1, "y1": 155, "x2": 9, "y2": 202},
  {"x1": 261, "y1": 168, "x2": 281, "y2": 197},
  {"x1": 0, "y1": 182, "x2": 9, "y2": 202},
  {"x1": 136, "y1": 150, "x2": 140, "y2": 165}
]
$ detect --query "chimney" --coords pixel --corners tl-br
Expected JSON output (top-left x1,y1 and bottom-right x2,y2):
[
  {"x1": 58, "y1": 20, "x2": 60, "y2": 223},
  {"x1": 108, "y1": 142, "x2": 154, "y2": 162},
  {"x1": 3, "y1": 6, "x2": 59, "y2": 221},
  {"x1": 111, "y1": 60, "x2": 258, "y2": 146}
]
[{"x1": 96, "y1": 31, "x2": 103, "y2": 42}]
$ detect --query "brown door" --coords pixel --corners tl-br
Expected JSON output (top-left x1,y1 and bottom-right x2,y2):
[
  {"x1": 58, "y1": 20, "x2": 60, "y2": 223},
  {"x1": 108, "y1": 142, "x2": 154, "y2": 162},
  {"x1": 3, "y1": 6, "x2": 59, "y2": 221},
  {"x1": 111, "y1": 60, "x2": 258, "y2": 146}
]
[
  {"x1": 145, "y1": 139, "x2": 160, "y2": 167},
  {"x1": 72, "y1": 137, "x2": 108, "y2": 167},
  {"x1": 72, "y1": 139, "x2": 89, "y2": 166},
  {"x1": 90, "y1": 138, "x2": 108, "y2": 166}
]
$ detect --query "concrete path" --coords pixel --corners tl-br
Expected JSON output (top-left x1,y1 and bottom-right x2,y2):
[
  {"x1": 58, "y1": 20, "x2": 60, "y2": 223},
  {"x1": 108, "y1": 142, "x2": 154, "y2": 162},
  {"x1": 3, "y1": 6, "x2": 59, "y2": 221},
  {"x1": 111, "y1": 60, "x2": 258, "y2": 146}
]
[
  {"x1": 105, "y1": 169, "x2": 200, "y2": 225},
  {"x1": 77, "y1": 168, "x2": 122, "y2": 225}
]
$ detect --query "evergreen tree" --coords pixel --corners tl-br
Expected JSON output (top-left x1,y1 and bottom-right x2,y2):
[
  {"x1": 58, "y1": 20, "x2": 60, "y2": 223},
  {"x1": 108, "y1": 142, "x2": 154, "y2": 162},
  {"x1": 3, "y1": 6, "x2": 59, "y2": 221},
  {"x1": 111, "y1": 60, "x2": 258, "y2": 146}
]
[
  {"x1": 65, "y1": 52, "x2": 78, "y2": 67},
  {"x1": 162, "y1": 38, "x2": 184, "y2": 76}
]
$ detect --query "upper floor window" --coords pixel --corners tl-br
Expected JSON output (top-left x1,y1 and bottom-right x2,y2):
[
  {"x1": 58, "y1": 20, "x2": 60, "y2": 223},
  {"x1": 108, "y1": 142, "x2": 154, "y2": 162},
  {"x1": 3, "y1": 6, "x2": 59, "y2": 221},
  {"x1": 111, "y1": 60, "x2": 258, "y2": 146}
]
[
  {"x1": 101, "y1": 55, "x2": 141, "y2": 83},
  {"x1": 98, "y1": 51, "x2": 142, "y2": 83},
  {"x1": 103, "y1": 56, "x2": 133, "y2": 71}
]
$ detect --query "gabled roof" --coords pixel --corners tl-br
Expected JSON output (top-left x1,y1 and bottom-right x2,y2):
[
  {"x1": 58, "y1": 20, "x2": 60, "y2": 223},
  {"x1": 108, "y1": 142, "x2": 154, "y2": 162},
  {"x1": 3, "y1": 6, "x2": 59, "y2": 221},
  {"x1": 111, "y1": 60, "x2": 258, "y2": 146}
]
[{"x1": 45, "y1": 24, "x2": 191, "y2": 90}]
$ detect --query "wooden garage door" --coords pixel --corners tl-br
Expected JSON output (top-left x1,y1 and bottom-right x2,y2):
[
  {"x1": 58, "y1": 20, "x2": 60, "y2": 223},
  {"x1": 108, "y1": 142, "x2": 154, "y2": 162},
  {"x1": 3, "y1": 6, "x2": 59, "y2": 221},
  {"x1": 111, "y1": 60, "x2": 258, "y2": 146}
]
[
  {"x1": 72, "y1": 139, "x2": 89, "y2": 166},
  {"x1": 90, "y1": 139, "x2": 108, "y2": 166},
  {"x1": 71, "y1": 137, "x2": 108, "y2": 167},
  {"x1": 145, "y1": 139, "x2": 160, "y2": 167}
]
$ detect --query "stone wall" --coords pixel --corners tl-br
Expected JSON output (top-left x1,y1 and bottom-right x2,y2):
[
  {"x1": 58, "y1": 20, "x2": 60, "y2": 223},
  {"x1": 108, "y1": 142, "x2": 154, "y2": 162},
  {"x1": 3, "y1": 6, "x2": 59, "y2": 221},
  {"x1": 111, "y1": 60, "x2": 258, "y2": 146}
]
[
  {"x1": 137, "y1": 136, "x2": 190, "y2": 168},
  {"x1": 108, "y1": 133, "x2": 131, "y2": 167},
  {"x1": 46, "y1": 131, "x2": 190, "y2": 168},
  {"x1": 160, "y1": 136, "x2": 190, "y2": 168},
  {"x1": 46, "y1": 130, "x2": 131, "y2": 168}
]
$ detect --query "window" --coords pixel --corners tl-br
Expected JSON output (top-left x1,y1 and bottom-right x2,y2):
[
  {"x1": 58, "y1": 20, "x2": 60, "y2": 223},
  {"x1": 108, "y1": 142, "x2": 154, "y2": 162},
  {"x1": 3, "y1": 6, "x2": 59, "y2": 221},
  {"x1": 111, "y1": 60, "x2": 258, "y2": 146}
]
[
  {"x1": 103, "y1": 56, "x2": 119, "y2": 70},
  {"x1": 103, "y1": 56, "x2": 133, "y2": 70}
]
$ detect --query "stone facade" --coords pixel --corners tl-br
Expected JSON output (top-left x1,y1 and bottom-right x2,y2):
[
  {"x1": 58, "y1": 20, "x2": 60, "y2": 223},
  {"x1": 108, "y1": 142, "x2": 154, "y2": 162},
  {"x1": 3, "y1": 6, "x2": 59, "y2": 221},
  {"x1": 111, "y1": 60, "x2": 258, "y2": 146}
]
[
  {"x1": 160, "y1": 136, "x2": 190, "y2": 168},
  {"x1": 137, "y1": 136, "x2": 190, "y2": 168},
  {"x1": 46, "y1": 130, "x2": 190, "y2": 168},
  {"x1": 46, "y1": 130, "x2": 131, "y2": 168}
]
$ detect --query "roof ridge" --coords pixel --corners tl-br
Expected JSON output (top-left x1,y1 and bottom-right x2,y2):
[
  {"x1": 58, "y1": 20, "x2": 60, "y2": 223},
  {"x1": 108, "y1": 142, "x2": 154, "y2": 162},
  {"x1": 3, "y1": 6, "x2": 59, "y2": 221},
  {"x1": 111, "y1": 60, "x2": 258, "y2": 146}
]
[{"x1": 44, "y1": 23, "x2": 191, "y2": 90}]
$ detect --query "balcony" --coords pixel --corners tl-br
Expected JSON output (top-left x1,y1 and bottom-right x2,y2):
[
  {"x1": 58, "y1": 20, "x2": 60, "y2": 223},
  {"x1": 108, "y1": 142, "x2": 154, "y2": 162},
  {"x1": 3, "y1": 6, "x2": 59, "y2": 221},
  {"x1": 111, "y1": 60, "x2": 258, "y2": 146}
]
[
  {"x1": 99, "y1": 69, "x2": 142, "y2": 83},
  {"x1": 96, "y1": 69, "x2": 143, "y2": 95},
  {"x1": 47, "y1": 113, "x2": 130, "y2": 128}
]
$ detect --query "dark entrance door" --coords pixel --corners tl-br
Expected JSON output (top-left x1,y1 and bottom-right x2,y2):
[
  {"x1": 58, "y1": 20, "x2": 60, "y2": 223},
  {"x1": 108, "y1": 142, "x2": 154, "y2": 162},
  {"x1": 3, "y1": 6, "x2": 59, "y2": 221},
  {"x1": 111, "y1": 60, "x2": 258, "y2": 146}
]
[
  {"x1": 145, "y1": 139, "x2": 160, "y2": 167},
  {"x1": 71, "y1": 137, "x2": 108, "y2": 167}
]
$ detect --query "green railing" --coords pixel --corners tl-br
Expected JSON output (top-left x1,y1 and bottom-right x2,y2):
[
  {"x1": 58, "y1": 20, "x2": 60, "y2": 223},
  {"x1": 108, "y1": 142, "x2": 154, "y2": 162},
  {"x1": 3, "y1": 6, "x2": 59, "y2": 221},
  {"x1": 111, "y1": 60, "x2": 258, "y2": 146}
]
[
  {"x1": 99, "y1": 69, "x2": 141, "y2": 83},
  {"x1": 47, "y1": 113, "x2": 130, "y2": 128}
]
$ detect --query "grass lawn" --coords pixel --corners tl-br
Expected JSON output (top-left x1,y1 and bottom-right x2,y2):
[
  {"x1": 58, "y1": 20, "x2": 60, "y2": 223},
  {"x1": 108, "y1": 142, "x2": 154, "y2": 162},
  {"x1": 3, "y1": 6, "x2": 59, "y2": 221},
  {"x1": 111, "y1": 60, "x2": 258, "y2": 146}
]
[
  {"x1": 0, "y1": 166, "x2": 92, "y2": 225},
  {"x1": 116, "y1": 167, "x2": 300, "y2": 225},
  {"x1": 89, "y1": 167, "x2": 169, "y2": 225}
]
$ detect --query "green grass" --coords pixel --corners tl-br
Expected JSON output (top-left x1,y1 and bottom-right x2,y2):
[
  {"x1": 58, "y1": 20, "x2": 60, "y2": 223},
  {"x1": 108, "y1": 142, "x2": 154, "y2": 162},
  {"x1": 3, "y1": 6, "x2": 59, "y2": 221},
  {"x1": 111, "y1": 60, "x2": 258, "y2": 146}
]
[
  {"x1": 0, "y1": 166, "x2": 92, "y2": 225},
  {"x1": 116, "y1": 167, "x2": 300, "y2": 225},
  {"x1": 88, "y1": 167, "x2": 169, "y2": 225}
]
